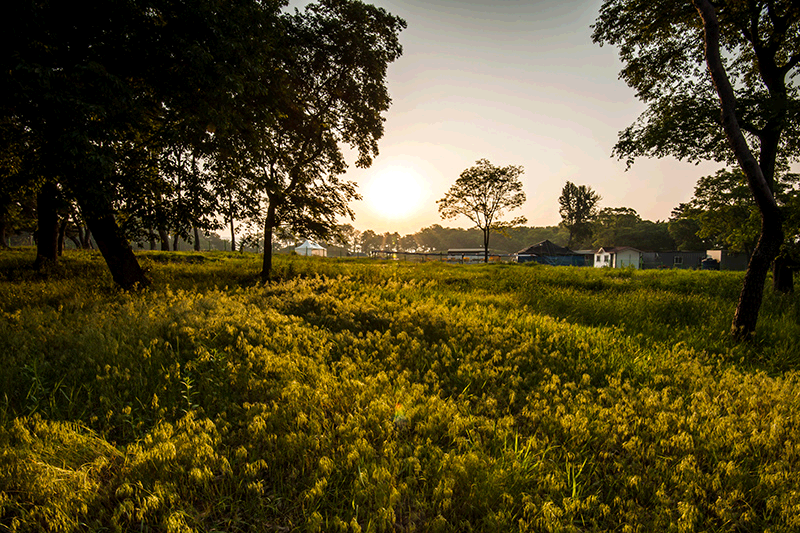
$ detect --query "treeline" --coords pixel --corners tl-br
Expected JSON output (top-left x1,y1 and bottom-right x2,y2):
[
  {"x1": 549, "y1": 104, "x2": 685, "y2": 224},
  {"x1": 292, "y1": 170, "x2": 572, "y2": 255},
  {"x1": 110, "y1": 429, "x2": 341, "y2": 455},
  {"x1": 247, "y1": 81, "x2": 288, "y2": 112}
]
[{"x1": 340, "y1": 211, "x2": 687, "y2": 255}]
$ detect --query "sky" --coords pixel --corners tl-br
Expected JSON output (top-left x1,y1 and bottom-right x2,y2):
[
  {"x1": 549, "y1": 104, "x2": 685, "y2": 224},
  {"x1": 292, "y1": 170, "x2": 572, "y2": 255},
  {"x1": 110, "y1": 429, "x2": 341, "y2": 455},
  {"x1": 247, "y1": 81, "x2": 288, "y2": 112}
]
[{"x1": 295, "y1": 0, "x2": 724, "y2": 235}]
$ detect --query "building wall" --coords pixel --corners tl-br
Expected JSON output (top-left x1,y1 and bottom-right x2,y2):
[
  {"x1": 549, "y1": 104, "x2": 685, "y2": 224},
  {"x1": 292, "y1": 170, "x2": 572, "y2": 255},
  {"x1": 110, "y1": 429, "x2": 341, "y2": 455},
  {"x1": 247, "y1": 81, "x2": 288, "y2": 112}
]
[
  {"x1": 594, "y1": 252, "x2": 613, "y2": 268},
  {"x1": 643, "y1": 251, "x2": 707, "y2": 269},
  {"x1": 615, "y1": 250, "x2": 641, "y2": 269}
]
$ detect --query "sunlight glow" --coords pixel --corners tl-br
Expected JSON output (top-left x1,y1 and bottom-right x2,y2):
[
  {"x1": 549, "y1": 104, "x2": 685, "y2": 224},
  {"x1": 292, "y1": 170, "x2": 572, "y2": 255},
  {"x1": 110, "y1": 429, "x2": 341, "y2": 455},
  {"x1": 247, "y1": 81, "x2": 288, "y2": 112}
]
[{"x1": 364, "y1": 167, "x2": 427, "y2": 220}]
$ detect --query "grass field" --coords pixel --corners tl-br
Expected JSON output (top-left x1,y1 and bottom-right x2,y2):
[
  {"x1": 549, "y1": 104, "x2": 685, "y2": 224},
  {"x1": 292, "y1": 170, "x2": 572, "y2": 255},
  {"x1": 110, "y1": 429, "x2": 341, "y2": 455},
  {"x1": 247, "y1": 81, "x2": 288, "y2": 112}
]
[{"x1": 1, "y1": 249, "x2": 799, "y2": 532}]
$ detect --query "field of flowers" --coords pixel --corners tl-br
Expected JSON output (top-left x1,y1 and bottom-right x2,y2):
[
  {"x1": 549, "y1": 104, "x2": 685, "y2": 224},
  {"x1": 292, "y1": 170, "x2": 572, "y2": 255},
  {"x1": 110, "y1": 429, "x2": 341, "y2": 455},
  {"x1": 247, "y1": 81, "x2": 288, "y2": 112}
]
[{"x1": 1, "y1": 249, "x2": 799, "y2": 532}]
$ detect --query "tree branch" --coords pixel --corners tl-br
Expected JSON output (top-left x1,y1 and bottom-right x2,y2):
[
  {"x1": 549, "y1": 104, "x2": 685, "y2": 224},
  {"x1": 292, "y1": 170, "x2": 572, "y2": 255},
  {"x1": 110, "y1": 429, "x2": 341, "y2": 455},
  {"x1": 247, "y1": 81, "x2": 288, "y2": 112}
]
[{"x1": 693, "y1": 0, "x2": 778, "y2": 214}]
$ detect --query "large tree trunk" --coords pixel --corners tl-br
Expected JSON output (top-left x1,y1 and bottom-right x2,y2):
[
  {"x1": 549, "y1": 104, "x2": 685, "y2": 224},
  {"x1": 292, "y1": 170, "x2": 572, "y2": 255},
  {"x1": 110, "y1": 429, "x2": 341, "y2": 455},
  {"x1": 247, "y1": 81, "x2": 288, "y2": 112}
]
[
  {"x1": 80, "y1": 227, "x2": 93, "y2": 249},
  {"x1": 773, "y1": 256, "x2": 794, "y2": 294},
  {"x1": 78, "y1": 195, "x2": 149, "y2": 290},
  {"x1": 35, "y1": 182, "x2": 60, "y2": 269},
  {"x1": 148, "y1": 229, "x2": 157, "y2": 250},
  {"x1": 731, "y1": 216, "x2": 783, "y2": 336},
  {"x1": 158, "y1": 228, "x2": 170, "y2": 251},
  {"x1": 261, "y1": 202, "x2": 277, "y2": 284},
  {"x1": 694, "y1": 0, "x2": 785, "y2": 340},
  {"x1": 193, "y1": 226, "x2": 201, "y2": 251}
]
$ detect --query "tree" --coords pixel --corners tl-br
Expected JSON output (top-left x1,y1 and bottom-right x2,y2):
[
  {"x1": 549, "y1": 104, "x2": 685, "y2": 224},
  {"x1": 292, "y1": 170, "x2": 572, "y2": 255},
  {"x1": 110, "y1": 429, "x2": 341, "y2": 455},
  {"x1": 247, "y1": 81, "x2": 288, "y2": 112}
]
[
  {"x1": 359, "y1": 230, "x2": 382, "y2": 254},
  {"x1": 437, "y1": 159, "x2": 527, "y2": 263},
  {"x1": 593, "y1": 0, "x2": 800, "y2": 339},
  {"x1": 675, "y1": 169, "x2": 762, "y2": 254},
  {"x1": 336, "y1": 224, "x2": 361, "y2": 255},
  {"x1": 668, "y1": 205, "x2": 713, "y2": 251},
  {"x1": 673, "y1": 168, "x2": 800, "y2": 283},
  {"x1": 225, "y1": 0, "x2": 405, "y2": 283},
  {"x1": 558, "y1": 181, "x2": 601, "y2": 248}
]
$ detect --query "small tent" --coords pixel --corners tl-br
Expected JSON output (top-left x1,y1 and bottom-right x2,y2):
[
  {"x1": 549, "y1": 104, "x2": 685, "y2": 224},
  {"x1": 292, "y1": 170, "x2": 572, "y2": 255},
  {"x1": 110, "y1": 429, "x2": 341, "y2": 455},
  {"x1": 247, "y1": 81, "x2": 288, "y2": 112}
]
[{"x1": 295, "y1": 240, "x2": 327, "y2": 257}]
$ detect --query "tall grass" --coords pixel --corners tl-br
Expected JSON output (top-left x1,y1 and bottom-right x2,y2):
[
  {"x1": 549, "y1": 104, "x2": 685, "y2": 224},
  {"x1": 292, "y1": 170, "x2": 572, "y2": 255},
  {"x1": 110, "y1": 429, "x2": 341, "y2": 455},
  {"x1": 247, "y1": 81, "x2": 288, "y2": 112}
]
[{"x1": 1, "y1": 249, "x2": 799, "y2": 532}]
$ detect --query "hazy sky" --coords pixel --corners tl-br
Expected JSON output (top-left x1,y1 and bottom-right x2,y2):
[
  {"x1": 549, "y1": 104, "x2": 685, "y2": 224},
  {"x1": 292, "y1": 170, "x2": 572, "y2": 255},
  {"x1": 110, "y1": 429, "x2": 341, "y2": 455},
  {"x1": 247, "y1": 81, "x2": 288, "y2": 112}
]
[{"x1": 298, "y1": 0, "x2": 724, "y2": 234}]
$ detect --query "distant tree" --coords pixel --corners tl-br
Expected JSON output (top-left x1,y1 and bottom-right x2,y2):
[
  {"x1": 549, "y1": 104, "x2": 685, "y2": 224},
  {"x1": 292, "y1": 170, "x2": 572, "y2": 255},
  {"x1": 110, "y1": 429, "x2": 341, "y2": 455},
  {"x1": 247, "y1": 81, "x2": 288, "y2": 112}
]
[
  {"x1": 558, "y1": 182, "x2": 601, "y2": 248},
  {"x1": 592, "y1": 207, "x2": 641, "y2": 248},
  {"x1": 668, "y1": 205, "x2": 712, "y2": 251},
  {"x1": 680, "y1": 169, "x2": 761, "y2": 255},
  {"x1": 437, "y1": 159, "x2": 527, "y2": 263},
  {"x1": 398, "y1": 234, "x2": 418, "y2": 252},
  {"x1": 359, "y1": 230, "x2": 382, "y2": 254},
  {"x1": 335, "y1": 224, "x2": 361, "y2": 255},
  {"x1": 593, "y1": 0, "x2": 800, "y2": 339},
  {"x1": 623, "y1": 220, "x2": 676, "y2": 251}
]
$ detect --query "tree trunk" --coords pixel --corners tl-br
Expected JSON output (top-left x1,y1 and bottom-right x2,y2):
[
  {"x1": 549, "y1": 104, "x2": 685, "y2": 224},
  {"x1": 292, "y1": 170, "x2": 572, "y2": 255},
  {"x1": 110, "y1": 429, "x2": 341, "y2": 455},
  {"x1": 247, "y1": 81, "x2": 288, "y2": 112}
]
[
  {"x1": 66, "y1": 232, "x2": 82, "y2": 250},
  {"x1": 149, "y1": 229, "x2": 157, "y2": 250},
  {"x1": 261, "y1": 202, "x2": 277, "y2": 284},
  {"x1": 57, "y1": 218, "x2": 68, "y2": 256},
  {"x1": 731, "y1": 217, "x2": 783, "y2": 337},
  {"x1": 172, "y1": 233, "x2": 180, "y2": 252},
  {"x1": 773, "y1": 256, "x2": 794, "y2": 294},
  {"x1": 0, "y1": 205, "x2": 9, "y2": 248},
  {"x1": 193, "y1": 226, "x2": 201, "y2": 251},
  {"x1": 694, "y1": 0, "x2": 785, "y2": 341},
  {"x1": 158, "y1": 228, "x2": 170, "y2": 251},
  {"x1": 482, "y1": 227, "x2": 490, "y2": 263},
  {"x1": 35, "y1": 182, "x2": 60, "y2": 269},
  {"x1": 229, "y1": 215, "x2": 237, "y2": 252},
  {"x1": 77, "y1": 195, "x2": 149, "y2": 290},
  {"x1": 81, "y1": 227, "x2": 93, "y2": 249}
]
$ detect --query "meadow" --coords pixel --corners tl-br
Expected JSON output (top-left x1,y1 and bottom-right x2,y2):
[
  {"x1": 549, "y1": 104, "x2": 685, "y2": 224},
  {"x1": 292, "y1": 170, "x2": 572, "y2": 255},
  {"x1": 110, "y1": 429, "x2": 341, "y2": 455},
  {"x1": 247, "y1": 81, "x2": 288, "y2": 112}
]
[{"x1": 1, "y1": 249, "x2": 799, "y2": 532}]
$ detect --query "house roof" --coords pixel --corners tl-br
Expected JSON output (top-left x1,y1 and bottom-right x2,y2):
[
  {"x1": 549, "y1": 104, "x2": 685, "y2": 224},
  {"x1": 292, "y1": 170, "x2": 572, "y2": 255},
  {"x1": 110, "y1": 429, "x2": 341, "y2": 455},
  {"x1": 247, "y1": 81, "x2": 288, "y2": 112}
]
[
  {"x1": 596, "y1": 246, "x2": 643, "y2": 254},
  {"x1": 517, "y1": 240, "x2": 574, "y2": 256}
]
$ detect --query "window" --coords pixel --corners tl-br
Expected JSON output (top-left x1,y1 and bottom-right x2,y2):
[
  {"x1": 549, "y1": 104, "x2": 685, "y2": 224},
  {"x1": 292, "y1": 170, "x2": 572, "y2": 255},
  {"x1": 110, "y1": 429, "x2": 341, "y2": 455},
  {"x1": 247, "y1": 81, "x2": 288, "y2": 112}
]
[{"x1": 673, "y1": 256, "x2": 683, "y2": 266}]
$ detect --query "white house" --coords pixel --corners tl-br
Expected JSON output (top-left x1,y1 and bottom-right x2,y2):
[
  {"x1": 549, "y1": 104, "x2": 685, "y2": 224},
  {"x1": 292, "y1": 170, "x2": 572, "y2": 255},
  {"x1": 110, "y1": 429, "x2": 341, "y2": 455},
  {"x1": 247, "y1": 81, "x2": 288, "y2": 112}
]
[
  {"x1": 295, "y1": 240, "x2": 327, "y2": 257},
  {"x1": 594, "y1": 247, "x2": 643, "y2": 269}
]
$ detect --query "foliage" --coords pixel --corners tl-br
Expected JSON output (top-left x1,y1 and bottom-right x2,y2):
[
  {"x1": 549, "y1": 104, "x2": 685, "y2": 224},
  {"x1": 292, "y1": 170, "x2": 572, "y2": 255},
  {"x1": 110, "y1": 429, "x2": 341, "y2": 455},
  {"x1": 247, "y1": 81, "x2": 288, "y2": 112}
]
[
  {"x1": 592, "y1": 0, "x2": 800, "y2": 170},
  {"x1": 1, "y1": 0, "x2": 405, "y2": 287},
  {"x1": 558, "y1": 182, "x2": 601, "y2": 248},
  {"x1": 438, "y1": 159, "x2": 527, "y2": 262},
  {"x1": 212, "y1": 0, "x2": 404, "y2": 282},
  {"x1": 592, "y1": 0, "x2": 800, "y2": 339},
  {"x1": 590, "y1": 207, "x2": 676, "y2": 251},
  {"x1": 672, "y1": 168, "x2": 800, "y2": 255},
  {"x1": 1, "y1": 250, "x2": 799, "y2": 532}
]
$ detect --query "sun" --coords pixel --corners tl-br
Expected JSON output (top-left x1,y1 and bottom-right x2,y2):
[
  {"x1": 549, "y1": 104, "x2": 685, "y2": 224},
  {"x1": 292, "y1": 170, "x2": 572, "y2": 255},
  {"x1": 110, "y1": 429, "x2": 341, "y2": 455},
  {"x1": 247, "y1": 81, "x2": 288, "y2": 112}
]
[{"x1": 364, "y1": 167, "x2": 427, "y2": 219}]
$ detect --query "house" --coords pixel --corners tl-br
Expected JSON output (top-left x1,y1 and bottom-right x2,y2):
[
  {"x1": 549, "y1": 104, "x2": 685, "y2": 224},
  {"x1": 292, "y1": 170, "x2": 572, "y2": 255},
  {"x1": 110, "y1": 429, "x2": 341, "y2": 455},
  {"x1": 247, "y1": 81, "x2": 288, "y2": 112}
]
[
  {"x1": 641, "y1": 251, "x2": 708, "y2": 270},
  {"x1": 295, "y1": 239, "x2": 327, "y2": 257},
  {"x1": 594, "y1": 246, "x2": 643, "y2": 269},
  {"x1": 516, "y1": 240, "x2": 586, "y2": 266}
]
